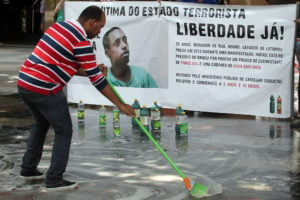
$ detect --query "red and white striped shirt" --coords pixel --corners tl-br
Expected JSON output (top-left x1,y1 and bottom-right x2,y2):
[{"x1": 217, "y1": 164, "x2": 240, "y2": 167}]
[{"x1": 18, "y1": 19, "x2": 107, "y2": 95}]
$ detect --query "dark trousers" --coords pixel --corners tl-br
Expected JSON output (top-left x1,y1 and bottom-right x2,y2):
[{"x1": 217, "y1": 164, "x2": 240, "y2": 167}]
[{"x1": 18, "y1": 86, "x2": 73, "y2": 184}]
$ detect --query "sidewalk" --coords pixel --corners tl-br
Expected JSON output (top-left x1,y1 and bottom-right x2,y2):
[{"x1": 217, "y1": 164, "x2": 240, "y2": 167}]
[{"x1": 0, "y1": 43, "x2": 35, "y2": 128}]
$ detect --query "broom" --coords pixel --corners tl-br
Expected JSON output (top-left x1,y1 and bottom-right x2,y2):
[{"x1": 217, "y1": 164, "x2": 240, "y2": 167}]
[{"x1": 107, "y1": 78, "x2": 208, "y2": 198}]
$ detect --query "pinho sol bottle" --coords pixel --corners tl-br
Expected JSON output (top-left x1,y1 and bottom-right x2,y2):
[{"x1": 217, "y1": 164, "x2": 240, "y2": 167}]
[
  {"x1": 175, "y1": 104, "x2": 183, "y2": 135},
  {"x1": 270, "y1": 95, "x2": 275, "y2": 113},
  {"x1": 77, "y1": 100, "x2": 85, "y2": 124},
  {"x1": 113, "y1": 118, "x2": 120, "y2": 136},
  {"x1": 151, "y1": 100, "x2": 161, "y2": 134},
  {"x1": 113, "y1": 106, "x2": 120, "y2": 136},
  {"x1": 180, "y1": 111, "x2": 188, "y2": 136},
  {"x1": 277, "y1": 96, "x2": 282, "y2": 114},
  {"x1": 140, "y1": 105, "x2": 150, "y2": 133},
  {"x1": 131, "y1": 98, "x2": 141, "y2": 128},
  {"x1": 113, "y1": 105, "x2": 120, "y2": 121},
  {"x1": 99, "y1": 104, "x2": 106, "y2": 129}
]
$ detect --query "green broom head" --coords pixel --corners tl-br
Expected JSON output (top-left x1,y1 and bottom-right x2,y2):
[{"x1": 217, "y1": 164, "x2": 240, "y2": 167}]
[{"x1": 184, "y1": 177, "x2": 207, "y2": 198}]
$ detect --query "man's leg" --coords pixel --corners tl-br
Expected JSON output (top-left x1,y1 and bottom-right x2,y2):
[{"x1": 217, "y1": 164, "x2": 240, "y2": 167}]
[
  {"x1": 32, "y1": 91, "x2": 74, "y2": 187},
  {"x1": 18, "y1": 86, "x2": 49, "y2": 178}
]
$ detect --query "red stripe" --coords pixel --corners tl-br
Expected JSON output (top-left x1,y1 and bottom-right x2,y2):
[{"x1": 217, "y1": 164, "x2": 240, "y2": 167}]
[
  {"x1": 69, "y1": 21, "x2": 85, "y2": 36},
  {"x1": 18, "y1": 79, "x2": 63, "y2": 95},
  {"x1": 19, "y1": 21, "x2": 106, "y2": 94},
  {"x1": 52, "y1": 23, "x2": 80, "y2": 44}
]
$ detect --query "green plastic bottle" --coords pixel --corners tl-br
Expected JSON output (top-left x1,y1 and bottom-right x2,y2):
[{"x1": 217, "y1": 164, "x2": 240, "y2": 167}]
[
  {"x1": 131, "y1": 99, "x2": 141, "y2": 128},
  {"x1": 77, "y1": 100, "x2": 85, "y2": 125},
  {"x1": 180, "y1": 111, "x2": 188, "y2": 136},
  {"x1": 113, "y1": 106, "x2": 120, "y2": 121},
  {"x1": 113, "y1": 106, "x2": 120, "y2": 136},
  {"x1": 175, "y1": 104, "x2": 183, "y2": 135},
  {"x1": 270, "y1": 95, "x2": 275, "y2": 113},
  {"x1": 113, "y1": 118, "x2": 120, "y2": 136},
  {"x1": 99, "y1": 104, "x2": 106, "y2": 129},
  {"x1": 151, "y1": 100, "x2": 161, "y2": 134},
  {"x1": 140, "y1": 105, "x2": 150, "y2": 133}
]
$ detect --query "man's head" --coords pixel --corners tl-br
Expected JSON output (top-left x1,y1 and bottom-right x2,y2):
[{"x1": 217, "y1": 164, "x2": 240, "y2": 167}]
[
  {"x1": 78, "y1": 6, "x2": 106, "y2": 39},
  {"x1": 102, "y1": 27, "x2": 129, "y2": 66}
]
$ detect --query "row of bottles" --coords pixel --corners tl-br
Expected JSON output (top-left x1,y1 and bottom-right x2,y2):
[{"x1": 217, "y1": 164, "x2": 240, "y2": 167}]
[
  {"x1": 132, "y1": 99, "x2": 187, "y2": 136},
  {"x1": 270, "y1": 95, "x2": 282, "y2": 114},
  {"x1": 99, "y1": 104, "x2": 120, "y2": 136},
  {"x1": 77, "y1": 99, "x2": 188, "y2": 137},
  {"x1": 131, "y1": 99, "x2": 161, "y2": 135},
  {"x1": 78, "y1": 101, "x2": 120, "y2": 137}
]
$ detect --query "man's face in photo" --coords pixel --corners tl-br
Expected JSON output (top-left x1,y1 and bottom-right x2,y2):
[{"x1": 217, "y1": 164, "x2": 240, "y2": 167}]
[{"x1": 106, "y1": 29, "x2": 130, "y2": 65}]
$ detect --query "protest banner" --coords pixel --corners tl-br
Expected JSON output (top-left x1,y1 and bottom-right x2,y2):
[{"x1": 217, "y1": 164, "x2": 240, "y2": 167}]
[{"x1": 66, "y1": 1, "x2": 296, "y2": 118}]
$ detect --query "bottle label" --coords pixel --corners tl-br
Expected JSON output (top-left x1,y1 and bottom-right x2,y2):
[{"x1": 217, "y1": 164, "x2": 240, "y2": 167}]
[
  {"x1": 180, "y1": 122, "x2": 188, "y2": 135},
  {"x1": 151, "y1": 111, "x2": 160, "y2": 120},
  {"x1": 113, "y1": 110, "x2": 119, "y2": 120},
  {"x1": 78, "y1": 111, "x2": 85, "y2": 119},
  {"x1": 176, "y1": 116, "x2": 181, "y2": 125},
  {"x1": 99, "y1": 115, "x2": 106, "y2": 126},
  {"x1": 134, "y1": 109, "x2": 140, "y2": 117},
  {"x1": 140, "y1": 116, "x2": 149, "y2": 126},
  {"x1": 153, "y1": 120, "x2": 161, "y2": 130}
]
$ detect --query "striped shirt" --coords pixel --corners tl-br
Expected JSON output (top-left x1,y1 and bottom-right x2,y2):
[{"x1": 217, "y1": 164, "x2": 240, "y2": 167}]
[{"x1": 18, "y1": 19, "x2": 107, "y2": 95}]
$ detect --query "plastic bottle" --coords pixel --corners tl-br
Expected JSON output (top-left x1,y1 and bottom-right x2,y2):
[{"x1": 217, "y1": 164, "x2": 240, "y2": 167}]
[
  {"x1": 113, "y1": 105, "x2": 120, "y2": 135},
  {"x1": 113, "y1": 106, "x2": 120, "y2": 121},
  {"x1": 180, "y1": 111, "x2": 188, "y2": 136},
  {"x1": 175, "y1": 104, "x2": 183, "y2": 135},
  {"x1": 77, "y1": 100, "x2": 85, "y2": 125},
  {"x1": 270, "y1": 95, "x2": 275, "y2": 113},
  {"x1": 140, "y1": 105, "x2": 150, "y2": 133},
  {"x1": 277, "y1": 96, "x2": 282, "y2": 114},
  {"x1": 151, "y1": 101, "x2": 161, "y2": 134},
  {"x1": 113, "y1": 118, "x2": 120, "y2": 136},
  {"x1": 131, "y1": 99, "x2": 141, "y2": 128},
  {"x1": 99, "y1": 104, "x2": 106, "y2": 129}
]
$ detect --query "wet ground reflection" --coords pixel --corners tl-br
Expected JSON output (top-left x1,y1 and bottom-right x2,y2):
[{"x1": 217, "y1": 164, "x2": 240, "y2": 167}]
[{"x1": 0, "y1": 108, "x2": 299, "y2": 200}]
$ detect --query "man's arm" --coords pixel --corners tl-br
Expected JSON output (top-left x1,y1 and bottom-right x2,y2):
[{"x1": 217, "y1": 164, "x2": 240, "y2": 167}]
[{"x1": 76, "y1": 64, "x2": 108, "y2": 76}]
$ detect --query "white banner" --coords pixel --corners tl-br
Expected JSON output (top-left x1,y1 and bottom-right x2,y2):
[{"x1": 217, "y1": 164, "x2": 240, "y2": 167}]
[{"x1": 65, "y1": 1, "x2": 296, "y2": 118}]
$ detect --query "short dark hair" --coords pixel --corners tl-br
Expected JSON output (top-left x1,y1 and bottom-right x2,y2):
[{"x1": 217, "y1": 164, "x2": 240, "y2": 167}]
[
  {"x1": 102, "y1": 27, "x2": 121, "y2": 50},
  {"x1": 78, "y1": 6, "x2": 103, "y2": 21}
]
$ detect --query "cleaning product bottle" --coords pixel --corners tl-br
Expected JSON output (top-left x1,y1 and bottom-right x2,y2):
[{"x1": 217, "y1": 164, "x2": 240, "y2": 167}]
[
  {"x1": 113, "y1": 118, "x2": 120, "y2": 136},
  {"x1": 131, "y1": 98, "x2": 141, "y2": 128},
  {"x1": 113, "y1": 105, "x2": 120, "y2": 121},
  {"x1": 180, "y1": 111, "x2": 188, "y2": 136},
  {"x1": 175, "y1": 104, "x2": 183, "y2": 135},
  {"x1": 151, "y1": 100, "x2": 161, "y2": 134},
  {"x1": 99, "y1": 104, "x2": 106, "y2": 129},
  {"x1": 78, "y1": 100, "x2": 85, "y2": 125},
  {"x1": 140, "y1": 105, "x2": 150, "y2": 133},
  {"x1": 277, "y1": 96, "x2": 282, "y2": 114},
  {"x1": 113, "y1": 105, "x2": 120, "y2": 135},
  {"x1": 270, "y1": 95, "x2": 275, "y2": 113}
]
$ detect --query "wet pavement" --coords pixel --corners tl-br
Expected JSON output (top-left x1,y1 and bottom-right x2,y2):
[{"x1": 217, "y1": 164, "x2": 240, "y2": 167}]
[
  {"x1": 0, "y1": 108, "x2": 299, "y2": 200},
  {"x1": 0, "y1": 45, "x2": 299, "y2": 200}
]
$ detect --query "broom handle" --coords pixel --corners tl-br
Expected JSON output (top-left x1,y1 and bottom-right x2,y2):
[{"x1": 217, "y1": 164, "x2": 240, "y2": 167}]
[{"x1": 107, "y1": 78, "x2": 186, "y2": 178}]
